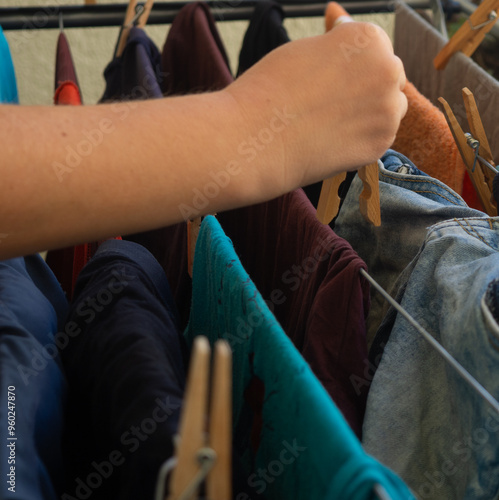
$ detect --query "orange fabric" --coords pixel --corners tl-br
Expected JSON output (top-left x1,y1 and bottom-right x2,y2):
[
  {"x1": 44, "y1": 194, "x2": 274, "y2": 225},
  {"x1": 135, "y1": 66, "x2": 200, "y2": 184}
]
[
  {"x1": 392, "y1": 81, "x2": 466, "y2": 194},
  {"x1": 54, "y1": 81, "x2": 82, "y2": 106}
]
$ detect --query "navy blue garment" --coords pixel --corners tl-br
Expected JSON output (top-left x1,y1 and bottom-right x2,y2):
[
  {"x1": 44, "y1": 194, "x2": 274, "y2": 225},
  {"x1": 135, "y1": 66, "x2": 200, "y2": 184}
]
[
  {"x1": 60, "y1": 240, "x2": 187, "y2": 500},
  {"x1": 0, "y1": 255, "x2": 68, "y2": 500},
  {"x1": 100, "y1": 26, "x2": 163, "y2": 102}
]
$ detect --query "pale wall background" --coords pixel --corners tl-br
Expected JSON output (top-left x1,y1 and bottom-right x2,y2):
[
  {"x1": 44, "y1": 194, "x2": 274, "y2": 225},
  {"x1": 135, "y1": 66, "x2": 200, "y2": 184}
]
[{"x1": 0, "y1": 0, "x2": 394, "y2": 105}]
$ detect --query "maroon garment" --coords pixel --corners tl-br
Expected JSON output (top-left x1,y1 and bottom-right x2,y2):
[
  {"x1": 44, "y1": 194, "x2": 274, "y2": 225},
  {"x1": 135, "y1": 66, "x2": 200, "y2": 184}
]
[
  {"x1": 217, "y1": 189, "x2": 371, "y2": 438},
  {"x1": 54, "y1": 31, "x2": 81, "y2": 94},
  {"x1": 160, "y1": 1, "x2": 232, "y2": 94}
]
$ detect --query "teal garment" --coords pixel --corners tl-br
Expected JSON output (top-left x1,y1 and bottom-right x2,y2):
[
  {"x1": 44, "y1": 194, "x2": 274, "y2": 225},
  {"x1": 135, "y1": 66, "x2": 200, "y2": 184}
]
[
  {"x1": 0, "y1": 25, "x2": 18, "y2": 104},
  {"x1": 185, "y1": 215, "x2": 415, "y2": 500}
]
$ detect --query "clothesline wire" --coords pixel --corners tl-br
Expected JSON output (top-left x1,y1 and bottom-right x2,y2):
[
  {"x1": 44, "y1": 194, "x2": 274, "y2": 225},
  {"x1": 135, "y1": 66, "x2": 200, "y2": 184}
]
[{"x1": 360, "y1": 268, "x2": 499, "y2": 416}]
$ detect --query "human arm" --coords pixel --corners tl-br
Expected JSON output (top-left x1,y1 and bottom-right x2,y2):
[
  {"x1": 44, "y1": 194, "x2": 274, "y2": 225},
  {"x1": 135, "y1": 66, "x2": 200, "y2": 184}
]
[{"x1": 0, "y1": 22, "x2": 406, "y2": 259}]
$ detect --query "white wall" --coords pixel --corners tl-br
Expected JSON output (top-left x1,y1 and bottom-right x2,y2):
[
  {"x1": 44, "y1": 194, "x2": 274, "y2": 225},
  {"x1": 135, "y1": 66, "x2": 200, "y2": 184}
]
[{"x1": 0, "y1": 0, "x2": 394, "y2": 105}]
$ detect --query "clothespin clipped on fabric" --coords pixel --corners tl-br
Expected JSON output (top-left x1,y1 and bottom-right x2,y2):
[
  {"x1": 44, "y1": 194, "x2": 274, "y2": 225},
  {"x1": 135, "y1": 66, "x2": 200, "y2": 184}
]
[
  {"x1": 316, "y1": 2, "x2": 381, "y2": 226},
  {"x1": 158, "y1": 337, "x2": 232, "y2": 500},
  {"x1": 434, "y1": 0, "x2": 499, "y2": 69},
  {"x1": 115, "y1": 0, "x2": 155, "y2": 58},
  {"x1": 439, "y1": 87, "x2": 497, "y2": 215}
]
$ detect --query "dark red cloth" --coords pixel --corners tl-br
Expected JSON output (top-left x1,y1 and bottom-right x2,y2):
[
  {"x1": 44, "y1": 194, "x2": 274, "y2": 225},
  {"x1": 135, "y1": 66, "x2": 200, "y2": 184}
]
[
  {"x1": 54, "y1": 81, "x2": 81, "y2": 106},
  {"x1": 54, "y1": 31, "x2": 81, "y2": 94},
  {"x1": 160, "y1": 1, "x2": 232, "y2": 94},
  {"x1": 217, "y1": 189, "x2": 371, "y2": 438}
]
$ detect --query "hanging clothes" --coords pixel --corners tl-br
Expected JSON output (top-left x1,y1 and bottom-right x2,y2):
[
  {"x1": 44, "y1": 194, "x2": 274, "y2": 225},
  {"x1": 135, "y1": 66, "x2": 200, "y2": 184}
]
[
  {"x1": 0, "y1": 256, "x2": 68, "y2": 500},
  {"x1": 100, "y1": 26, "x2": 163, "y2": 102},
  {"x1": 237, "y1": 0, "x2": 289, "y2": 76},
  {"x1": 334, "y1": 150, "x2": 486, "y2": 348},
  {"x1": 60, "y1": 239, "x2": 187, "y2": 500},
  {"x1": 184, "y1": 215, "x2": 415, "y2": 500},
  {"x1": 0, "y1": 25, "x2": 18, "y2": 104},
  {"x1": 394, "y1": 2, "x2": 499, "y2": 201},
  {"x1": 217, "y1": 188, "x2": 371, "y2": 438},
  {"x1": 160, "y1": 1, "x2": 232, "y2": 94},
  {"x1": 54, "y1": 31, "x2": 82, "y2": 105},
  {"x1": 124, "y1": 0, "x2": 233, "y2": 329},
  {"x1": 363, "y1": 217, "x2": 499, "y2": 500}
]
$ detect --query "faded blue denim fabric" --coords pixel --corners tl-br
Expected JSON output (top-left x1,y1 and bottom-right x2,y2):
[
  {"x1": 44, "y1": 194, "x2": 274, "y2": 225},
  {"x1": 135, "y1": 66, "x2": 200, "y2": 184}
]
[
  {"x1": 334, "y1": 149, "x2": 486, "y2": 347},
  {"x1": 363, "y1": 217, "x2": 499, "y2": 500}
]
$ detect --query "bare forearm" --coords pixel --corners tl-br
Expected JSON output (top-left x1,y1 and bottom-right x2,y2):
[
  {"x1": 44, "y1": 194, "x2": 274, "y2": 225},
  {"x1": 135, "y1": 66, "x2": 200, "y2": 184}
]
[{"x1": 0, "y1": 91, "x2": 289, "y2": 258}]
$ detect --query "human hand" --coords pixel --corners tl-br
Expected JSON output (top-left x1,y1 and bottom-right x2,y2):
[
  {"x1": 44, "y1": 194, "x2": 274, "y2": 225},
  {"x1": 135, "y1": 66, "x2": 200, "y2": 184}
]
[{"x1": 225, "y1": 22, "x2": 407, "y2": 194}]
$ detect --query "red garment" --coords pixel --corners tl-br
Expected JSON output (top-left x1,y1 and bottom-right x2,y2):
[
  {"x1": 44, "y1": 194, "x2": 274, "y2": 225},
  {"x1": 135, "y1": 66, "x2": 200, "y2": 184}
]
[{"x1": 54, "y1": 81, "x2": 81, "y2": 106}]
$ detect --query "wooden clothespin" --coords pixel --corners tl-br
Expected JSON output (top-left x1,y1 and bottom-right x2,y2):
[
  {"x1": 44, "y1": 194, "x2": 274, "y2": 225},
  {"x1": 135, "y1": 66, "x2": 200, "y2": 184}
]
[
  {"x1": 434, "y1": 0, "x2": 499, "y2": 70},
  {"x1": 439, "y1": 87, "x2": 497, "y2": 215},
  {"x1": 163, "y1": 336, "x2": 232, "y2": 500},
  {"x1": 116, "y1": 0, "x2": 155, "y2": 58},
  {"x1": 316, "y1": 3, "x2": 381, "y2": 227},
  {"x1": 316, "y1": 163, "x2": 381, "y2": 226}
]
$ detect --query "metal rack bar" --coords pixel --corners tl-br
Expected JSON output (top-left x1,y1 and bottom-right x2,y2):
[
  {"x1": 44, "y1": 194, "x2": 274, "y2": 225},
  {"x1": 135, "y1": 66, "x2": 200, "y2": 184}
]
[{"x1": 0, "y1": 0, "x2": 430, "y2": 30}]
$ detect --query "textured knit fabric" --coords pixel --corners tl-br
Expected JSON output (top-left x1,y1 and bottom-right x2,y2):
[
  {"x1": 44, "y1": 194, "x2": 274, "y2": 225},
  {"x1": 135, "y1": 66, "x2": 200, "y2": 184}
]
[
  {"x1": 0, "y1": 25, "x2": 18, "y2": 103},
  {"x1": 217, "y1": 188, "x2": 370, "y2": 438},
  {"x1": 0, "y1": 255, "x2": 68, "y2": 500},
  {"x1": 185, "y1": 215, "x2": 415, "y2": 500},
  {"x1": 161, "y1": 1, "x2": 232, "y2": 94},
  {"x1": 237, "y1": 0, "x2": 289, "y2": 76},
  {"x1": 100, "y1": 26, "x2": 163, "y2": 102},
  {"x1": 60, "y1": 240, "x2": 186, "y2": 500}
]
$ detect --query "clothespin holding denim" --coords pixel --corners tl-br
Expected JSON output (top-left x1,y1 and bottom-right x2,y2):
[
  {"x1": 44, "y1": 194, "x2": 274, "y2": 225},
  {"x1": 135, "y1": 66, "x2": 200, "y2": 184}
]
[
  {"x1": 157, "y1": 337, "x2": 232, "y2": 500},
  {"x1": 439, "y1": 87, "x2": 498, "y2": 215},
  {"x1": 434, "y1": 0, "x2": 499, "y2": 69},
  {"x1": 316, "y1": 3, "x2": 381, "y2": 227}
]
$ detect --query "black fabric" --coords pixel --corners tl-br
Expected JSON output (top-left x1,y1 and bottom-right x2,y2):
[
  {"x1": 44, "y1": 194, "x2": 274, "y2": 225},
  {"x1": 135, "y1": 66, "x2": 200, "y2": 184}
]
[
  {"x1": 493, "y1": 171, "x2": 499, "y2": 208},
  {"x1": 237, "y1": 0, "x2": 289, "y2": 76},
  {"x1": 60, "y1": 240, "x2": 187, "y2": 500},
  {"x1": 100, "y1": 26, "x2": 164, "y2": 102}
]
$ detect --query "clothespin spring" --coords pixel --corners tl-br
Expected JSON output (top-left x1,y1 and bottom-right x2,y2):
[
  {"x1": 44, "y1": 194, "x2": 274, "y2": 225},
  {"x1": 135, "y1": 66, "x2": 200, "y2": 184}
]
[
  {"x1": 468, "y1": 10, "x2": 497, "y2": 30},
  {"x1": 465, "y1": 132, "x2": 498, "y2": 174},
  {"x1": 177, "y1": 448, "x2": 217, "y2": 500}
]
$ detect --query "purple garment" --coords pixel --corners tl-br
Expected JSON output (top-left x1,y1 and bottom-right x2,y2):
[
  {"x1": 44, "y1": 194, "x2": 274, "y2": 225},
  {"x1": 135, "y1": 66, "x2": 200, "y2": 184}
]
[
  {"x1": 161, "y1": 1, "x2": 232, "y2": 94},
  {"x1": 216, "y1": 189, "x2": 371, "y2": 438},
  {"x1": 100, "y1": 26, "x2": 163, "y2": 102}
]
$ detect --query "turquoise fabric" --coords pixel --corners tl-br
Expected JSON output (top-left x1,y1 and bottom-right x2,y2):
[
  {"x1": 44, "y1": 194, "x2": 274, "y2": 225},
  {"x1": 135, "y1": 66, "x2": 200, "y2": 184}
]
[
  {"x1": 185, "y1": 215, "x2": 415, "y2": 500},
  {"x1": 0, "y1": 25, "x2": 18, "y2": 104}
]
